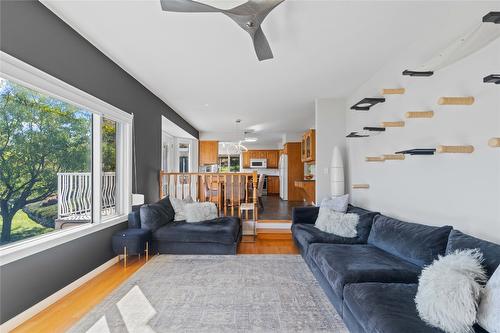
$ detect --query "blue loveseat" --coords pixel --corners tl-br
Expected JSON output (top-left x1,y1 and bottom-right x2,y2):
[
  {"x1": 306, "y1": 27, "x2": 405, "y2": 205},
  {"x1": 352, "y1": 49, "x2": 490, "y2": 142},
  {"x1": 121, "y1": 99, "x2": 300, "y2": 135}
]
[
  {"x1": 292, "y1": 205, "x2": 500, "y2": 333},
  {"x1": 129, "y1": 196, "x2": 241, "y2": 255}
]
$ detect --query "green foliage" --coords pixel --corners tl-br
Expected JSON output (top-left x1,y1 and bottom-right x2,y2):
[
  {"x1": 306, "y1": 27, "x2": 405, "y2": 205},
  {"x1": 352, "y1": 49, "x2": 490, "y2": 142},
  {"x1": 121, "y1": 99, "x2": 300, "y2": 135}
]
[
  {"x1": 101, "y1": 118, "x2": 117, "y2": 172},
  {"x1": 0, "y1": 211, "x2": 52, "y2": 245},
  {"x1": 0, "y1": 79, "x2": 91, "y2": 241}
]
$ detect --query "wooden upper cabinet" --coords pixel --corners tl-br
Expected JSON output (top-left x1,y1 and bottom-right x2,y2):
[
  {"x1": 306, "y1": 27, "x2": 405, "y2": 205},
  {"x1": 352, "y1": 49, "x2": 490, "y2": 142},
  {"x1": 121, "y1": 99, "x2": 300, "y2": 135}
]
[
  {"x1": 242, "y1": 150, "x2": 280, "y2": 169},
  {"x1": 266, "y1": 150, "x2": 279, "y2": 168},
  {"x1": 242, "y1": 151, "x2": 250, "y2": 168},
  {"x1": 301, "y1": 129, "x2": 316, "y2": 162},
  {"x1": 199, "y1": 141, "x2": 218, "y2": 165}
]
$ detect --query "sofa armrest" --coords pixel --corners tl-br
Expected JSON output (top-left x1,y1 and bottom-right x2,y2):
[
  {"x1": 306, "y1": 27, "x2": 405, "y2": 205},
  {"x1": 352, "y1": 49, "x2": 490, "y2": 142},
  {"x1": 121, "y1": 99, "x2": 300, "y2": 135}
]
[{"x1": 292, "y1": 206, "x2": 319, "y2": 225}]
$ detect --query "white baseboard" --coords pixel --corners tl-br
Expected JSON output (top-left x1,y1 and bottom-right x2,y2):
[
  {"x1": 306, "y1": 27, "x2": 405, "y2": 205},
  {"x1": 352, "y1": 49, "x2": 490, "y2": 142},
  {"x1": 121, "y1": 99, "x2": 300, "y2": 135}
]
[
  {"x1": 256, "y1": 222, "x2": 291, "y2": 229},
  {"x1": 0, "y1": 256, "x2": 119, "y2": 332}
]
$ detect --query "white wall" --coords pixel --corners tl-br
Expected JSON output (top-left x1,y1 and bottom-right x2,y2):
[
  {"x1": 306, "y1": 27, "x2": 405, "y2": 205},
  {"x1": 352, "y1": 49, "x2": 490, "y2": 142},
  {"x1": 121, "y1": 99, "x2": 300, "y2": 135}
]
[
  {"x1": 346, "y1": 37, "x2": 500, "y2": 243},
  {"x1": 315, "y1": 98, "x2": 347, "y2": 203}
]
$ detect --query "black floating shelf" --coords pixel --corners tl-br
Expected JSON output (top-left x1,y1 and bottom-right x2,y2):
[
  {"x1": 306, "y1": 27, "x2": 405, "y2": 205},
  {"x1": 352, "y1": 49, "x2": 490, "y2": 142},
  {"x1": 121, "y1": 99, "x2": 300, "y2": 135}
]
[
  {"x1": 346, "y1": 132, "x2": 369, "y2": 138},
  {"x1": 484, "y1": 74, "x2": 500, "y2": 84},
  {"x1": 350, "y1": 98, "x2": 385, "y2": 111},
  {"x1": 396, "y1": 148, "x2": 436, "y2": 156},
  {"x1": 483, "y1": 12, "x2": 500, "y2": 24},
  {"x1": 402, "y1": 70, "x2": 434, "y2": 77},
  {"x1": 363, "y1": 126, "x2": 386, "y2": 132}
]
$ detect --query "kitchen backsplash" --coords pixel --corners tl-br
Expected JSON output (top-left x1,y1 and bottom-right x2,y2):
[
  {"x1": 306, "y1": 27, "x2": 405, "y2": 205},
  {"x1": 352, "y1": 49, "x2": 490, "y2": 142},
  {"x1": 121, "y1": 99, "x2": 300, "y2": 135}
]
[{"x1": 241, "y1": 168, "x2": 280, "y2": 176}]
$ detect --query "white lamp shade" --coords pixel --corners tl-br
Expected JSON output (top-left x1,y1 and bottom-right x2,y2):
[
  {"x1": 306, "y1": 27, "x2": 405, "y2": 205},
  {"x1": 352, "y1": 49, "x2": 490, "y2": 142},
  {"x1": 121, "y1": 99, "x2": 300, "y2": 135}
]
[
  {"x1": 132, "y1": 193, "x2": 145, "y2": 206},
  {"x1": 330, "y1": 146, "x2": 345, "y2": 197}
]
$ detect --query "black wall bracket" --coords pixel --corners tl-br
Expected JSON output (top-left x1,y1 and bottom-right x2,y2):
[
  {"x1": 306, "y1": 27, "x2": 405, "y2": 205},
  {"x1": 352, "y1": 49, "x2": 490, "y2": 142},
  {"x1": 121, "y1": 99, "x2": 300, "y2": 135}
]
[
  {"x1": 346, "y1": 132, "x2": 369, "y2": 138},
  {"x1": 350, "y1": 98, "x2": 386, "y2": 111},
  {"x1": 483, "y1": 12, "x2": 500, "y2": 24},
  {"x1": 402, "y1": 70, "x2": 434, "y2": 77},
  {"x1": 484, "y1": 74, "x2": 500, "y2": 84},
  {"x1": 396, "y1": 148, "x2": 436, "y2": 155}
]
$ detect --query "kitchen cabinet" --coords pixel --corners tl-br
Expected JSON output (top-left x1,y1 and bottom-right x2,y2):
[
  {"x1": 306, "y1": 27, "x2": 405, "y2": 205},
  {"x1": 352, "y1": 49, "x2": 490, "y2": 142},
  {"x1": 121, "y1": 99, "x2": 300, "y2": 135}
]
[
  {"x1": 267, "y1": 176, "x2": 280, "y2": 194},
  {"x1": 284, "y1": 142, "x2": 305, "y2": 201},
  {"x1": 199, "y1": 141, "x2": 218, "y2": 165},
  {"x1": 242, "y1": 150, "x2": 280, "y2": 169},
  {"x1": 301, "y1": 129, "x2": 316, "y2": 162}
]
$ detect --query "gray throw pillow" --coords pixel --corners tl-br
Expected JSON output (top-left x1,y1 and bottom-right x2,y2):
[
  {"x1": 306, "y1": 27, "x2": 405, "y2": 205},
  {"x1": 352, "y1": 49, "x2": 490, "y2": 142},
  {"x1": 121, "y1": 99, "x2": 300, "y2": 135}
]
[{"x1": 320, "y1": 194, "x2": 349, "y2": 213}]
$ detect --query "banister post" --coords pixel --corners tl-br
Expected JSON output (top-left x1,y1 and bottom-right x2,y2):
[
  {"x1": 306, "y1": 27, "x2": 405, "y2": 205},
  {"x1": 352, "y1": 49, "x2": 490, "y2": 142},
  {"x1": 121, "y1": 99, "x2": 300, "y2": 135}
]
[{"x1": 252, "y1": 170, "x2": 258, "y2": 221}]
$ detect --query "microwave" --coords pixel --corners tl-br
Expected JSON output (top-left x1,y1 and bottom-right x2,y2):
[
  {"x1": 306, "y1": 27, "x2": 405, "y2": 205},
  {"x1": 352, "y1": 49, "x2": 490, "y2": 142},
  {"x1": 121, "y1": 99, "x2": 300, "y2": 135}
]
[{"x1": 250, "y1": 158, "x2": 267, "y2": 168}]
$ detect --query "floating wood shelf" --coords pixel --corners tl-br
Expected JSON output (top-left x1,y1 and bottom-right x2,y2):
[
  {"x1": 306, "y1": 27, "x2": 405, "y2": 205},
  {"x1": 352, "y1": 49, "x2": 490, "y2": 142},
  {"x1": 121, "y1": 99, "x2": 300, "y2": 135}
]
[
  {"x1": 366, "y1": 156, "x2": 385, "y2": 162},
  {"x1": 402, "y1": 70, "x2": 434, "y2": 77},
  {"x1": 484, "y1": 74, "x2": 500, "y2": 84},
  {"x1": 383, "y1": 154, "x2": 405, "y2": 160},
  {"x1": 396, "y1": 149, "x2": 436, "y2": 155},
  {"x1": 382, "y1": 121, "x2": 405, "y2": 128},
  {"x1": 436, "y1": 145, "x2": 474, "y2": 154},
  {"x1": 350, "y1": 98, "x2": 386, "y2": 111},
  {"x1": 381, "y1": 88, "x2": 405, "y2": 95},
  {"x1": 438, "y1": 96, "x2": 475, "y2": 105},
  {"x1": 405, "y1": 111, "x2": 434, "y2": 119},
  {"x1": 352, "y1": 184, "x2": 370, "y2": 189},
  {"x1": 488, "y1": 138, "x2": 500, "y2": 147}
]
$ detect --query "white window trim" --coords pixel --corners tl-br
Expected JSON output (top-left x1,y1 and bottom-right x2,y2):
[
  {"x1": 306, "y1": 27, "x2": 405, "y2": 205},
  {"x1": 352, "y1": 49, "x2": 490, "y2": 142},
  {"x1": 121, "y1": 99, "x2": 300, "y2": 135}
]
[{"x1": 0, "y1": 51, "x2": 133, "y2": 265}]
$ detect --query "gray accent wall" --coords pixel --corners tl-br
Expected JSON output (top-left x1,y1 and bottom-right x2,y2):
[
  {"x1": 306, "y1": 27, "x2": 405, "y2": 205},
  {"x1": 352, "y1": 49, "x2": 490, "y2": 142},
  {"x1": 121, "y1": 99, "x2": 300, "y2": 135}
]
[{"x1": 0, "y1": 0, "x2": 197, "y2": 324}]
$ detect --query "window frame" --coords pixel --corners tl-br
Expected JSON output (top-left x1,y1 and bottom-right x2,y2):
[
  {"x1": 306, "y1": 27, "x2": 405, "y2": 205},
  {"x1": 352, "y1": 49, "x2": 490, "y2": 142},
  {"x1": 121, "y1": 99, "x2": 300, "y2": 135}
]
[{"x1": 0, "y1": 51, "x2": 132, "y2": 265}]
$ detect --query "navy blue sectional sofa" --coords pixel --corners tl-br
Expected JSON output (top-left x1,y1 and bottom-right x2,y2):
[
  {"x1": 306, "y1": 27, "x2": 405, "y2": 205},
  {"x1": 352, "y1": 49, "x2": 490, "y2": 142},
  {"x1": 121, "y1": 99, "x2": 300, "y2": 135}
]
[
  {"x1": 129, "y1": 196, "x2": 241, "y2": 255},
  {"x1": 292, "y1": 205, "x2": 500, "y2": 333}
]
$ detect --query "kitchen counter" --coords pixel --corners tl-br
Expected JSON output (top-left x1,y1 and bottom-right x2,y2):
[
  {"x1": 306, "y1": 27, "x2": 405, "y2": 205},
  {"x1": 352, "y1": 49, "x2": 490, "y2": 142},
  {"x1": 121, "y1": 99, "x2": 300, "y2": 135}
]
[{"x1": 294, "y1": 180, "x2": 316, "y2": 204}]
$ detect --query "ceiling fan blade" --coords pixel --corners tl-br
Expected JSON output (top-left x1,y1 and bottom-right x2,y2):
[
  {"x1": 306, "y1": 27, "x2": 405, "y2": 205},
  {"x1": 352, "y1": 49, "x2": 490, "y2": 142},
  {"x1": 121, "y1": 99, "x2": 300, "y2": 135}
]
[
  {"x1": 159, "y1": 0, "x2": 220, "y2": 13},
  {"x1": 253, "y1": 26, "x2": 273, "y2": 60},
  {"x1": 230, "y1": 0, "x2": 284, "y2": 17}
]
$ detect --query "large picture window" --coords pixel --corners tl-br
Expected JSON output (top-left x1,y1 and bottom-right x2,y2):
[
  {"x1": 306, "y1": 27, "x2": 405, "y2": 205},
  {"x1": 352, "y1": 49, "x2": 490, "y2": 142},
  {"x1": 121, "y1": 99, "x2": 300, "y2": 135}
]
[{"x1": 0, "y1": 55, "x2": 132, "y2": 249}]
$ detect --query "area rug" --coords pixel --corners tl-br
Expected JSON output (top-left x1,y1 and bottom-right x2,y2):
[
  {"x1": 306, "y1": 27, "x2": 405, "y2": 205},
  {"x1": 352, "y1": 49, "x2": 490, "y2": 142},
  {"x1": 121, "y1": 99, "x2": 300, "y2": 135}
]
[{"x1": 70, "y1": 255, "x2": 348, "y2": 333}]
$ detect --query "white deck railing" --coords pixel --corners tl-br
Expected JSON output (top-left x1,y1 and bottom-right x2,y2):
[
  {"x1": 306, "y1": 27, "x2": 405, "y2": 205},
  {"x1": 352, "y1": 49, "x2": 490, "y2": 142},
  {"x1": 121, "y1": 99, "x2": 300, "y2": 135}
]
[{"x1": 57, "y1": 172, "x2": 116, "y2": 221}]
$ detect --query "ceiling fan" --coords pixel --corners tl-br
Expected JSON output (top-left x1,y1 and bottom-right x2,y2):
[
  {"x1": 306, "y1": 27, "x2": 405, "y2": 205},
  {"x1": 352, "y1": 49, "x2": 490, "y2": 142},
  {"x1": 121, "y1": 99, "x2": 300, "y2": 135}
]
[{"x1": 159, "y1": 0, "x2": 285, "y2": 61}]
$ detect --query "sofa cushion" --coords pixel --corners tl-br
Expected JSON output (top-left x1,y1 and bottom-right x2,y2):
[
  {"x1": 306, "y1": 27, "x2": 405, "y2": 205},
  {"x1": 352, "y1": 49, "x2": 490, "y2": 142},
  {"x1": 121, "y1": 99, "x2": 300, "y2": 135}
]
[
  {"x1": 153, "y1": 216, "x2": 240, "y2": 245},
  {"x1": 140, "y1": 196, "x2": 175, "y2": 232},
  {"x1": 368, "y1": 215, "x2": 452, "y2": 267},
  {"x1": 343, "y1": 283, "x2": 488, "y2": 333},
  {"x1": 308, "y1": 243, "x2": 421, "y2": 300},
  {"x1": 446, "y1": 230, "x2": 500, "y2": 278},
  {"x1": 128, "y1": 210, "x2": 141, "y2": 229}
]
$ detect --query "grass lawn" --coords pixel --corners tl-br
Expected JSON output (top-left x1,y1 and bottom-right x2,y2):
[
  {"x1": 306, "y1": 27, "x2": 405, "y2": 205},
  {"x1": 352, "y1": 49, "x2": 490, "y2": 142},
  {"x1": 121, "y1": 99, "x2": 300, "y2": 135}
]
[{"x1": 0, "y1": 210, "x2": 53, "y2": 245}]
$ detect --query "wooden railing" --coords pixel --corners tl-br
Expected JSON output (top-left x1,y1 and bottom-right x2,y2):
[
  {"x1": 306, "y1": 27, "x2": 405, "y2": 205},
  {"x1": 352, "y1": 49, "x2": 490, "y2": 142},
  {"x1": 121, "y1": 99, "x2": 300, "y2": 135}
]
[{"x1": 159, "y1": 171, "x2": 259, "y2": 220}]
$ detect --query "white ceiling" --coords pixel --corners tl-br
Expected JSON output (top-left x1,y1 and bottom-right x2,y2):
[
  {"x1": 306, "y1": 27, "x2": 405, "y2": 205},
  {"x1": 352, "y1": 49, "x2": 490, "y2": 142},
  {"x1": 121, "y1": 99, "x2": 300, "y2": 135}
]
[{"x1": 42, "y1": 0, "x2": 497, "y2": 147}]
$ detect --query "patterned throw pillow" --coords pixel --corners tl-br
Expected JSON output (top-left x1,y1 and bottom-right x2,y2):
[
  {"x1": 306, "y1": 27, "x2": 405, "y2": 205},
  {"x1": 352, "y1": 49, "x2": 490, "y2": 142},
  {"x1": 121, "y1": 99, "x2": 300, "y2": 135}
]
[
  {"x1": 169, "y1": 196, "x2": 194, "y2": 221},
  {"x1": 320, "y1": 194, "x2": 349, "y2": 213},
  {"x1": 185, "y1": 202, "x2": 218, "y2": 223}
]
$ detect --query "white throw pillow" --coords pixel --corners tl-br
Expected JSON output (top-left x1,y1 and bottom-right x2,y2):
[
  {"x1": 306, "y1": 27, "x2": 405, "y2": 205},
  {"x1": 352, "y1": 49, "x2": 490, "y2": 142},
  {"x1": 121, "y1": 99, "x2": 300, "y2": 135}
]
[
  {"x1": 314, "y1": 206, "x2": 359, "y2": 238},
  {"x1": 169, "y1": 196, "x2": 194, "y2": 221},
  {"x1": 415, "y1": 249, "x2": 487, "y2": 333},
  {"x1": 320, "y1": 194, "x2": 349, "y2": 213},
  {"x1": 185, "y1": 202, "x2": 218, "y2": 223},
  {"x1": 477, "y1": 266, "x2": 500, "y2": 333}
]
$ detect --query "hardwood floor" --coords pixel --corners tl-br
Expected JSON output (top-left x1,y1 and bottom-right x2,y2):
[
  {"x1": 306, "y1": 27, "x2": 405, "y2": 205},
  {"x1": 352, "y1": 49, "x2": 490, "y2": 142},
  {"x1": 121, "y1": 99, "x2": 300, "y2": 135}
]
[
  {"x1": 11, "y1": 233, "x2": 298, "y2": 333},
  {"x1": 258, "y1": 194, "x2": 310, "y2": 220}
]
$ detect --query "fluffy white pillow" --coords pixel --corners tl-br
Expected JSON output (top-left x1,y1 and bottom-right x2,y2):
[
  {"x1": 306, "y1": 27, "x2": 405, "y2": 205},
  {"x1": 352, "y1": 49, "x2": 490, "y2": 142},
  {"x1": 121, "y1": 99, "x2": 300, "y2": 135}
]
[
  {"x1": 314, "y1": 206, "x2": 359, "y2": 238},
  {"x1": 320, "y1": 194, "x2": 349, "y2": 213},
  {"x1": 415, "y1": 249, "x2": 487, "y2": 333},
  {"x1": 185, "y1": 202, "x2": 218, "y2": 223},
  {"x1": 477, "y1": 266, "x2": 500, "y2": 333},
  {"x1": 169, "y1": 196, "x2": 194, "y2": 221}
]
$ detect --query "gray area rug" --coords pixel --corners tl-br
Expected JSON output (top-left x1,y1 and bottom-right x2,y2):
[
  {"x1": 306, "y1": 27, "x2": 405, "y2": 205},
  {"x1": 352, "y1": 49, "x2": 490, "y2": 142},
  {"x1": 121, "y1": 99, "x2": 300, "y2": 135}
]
[{"x1": 70, "y1": 255, "x2": 348, "y2": 333}]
